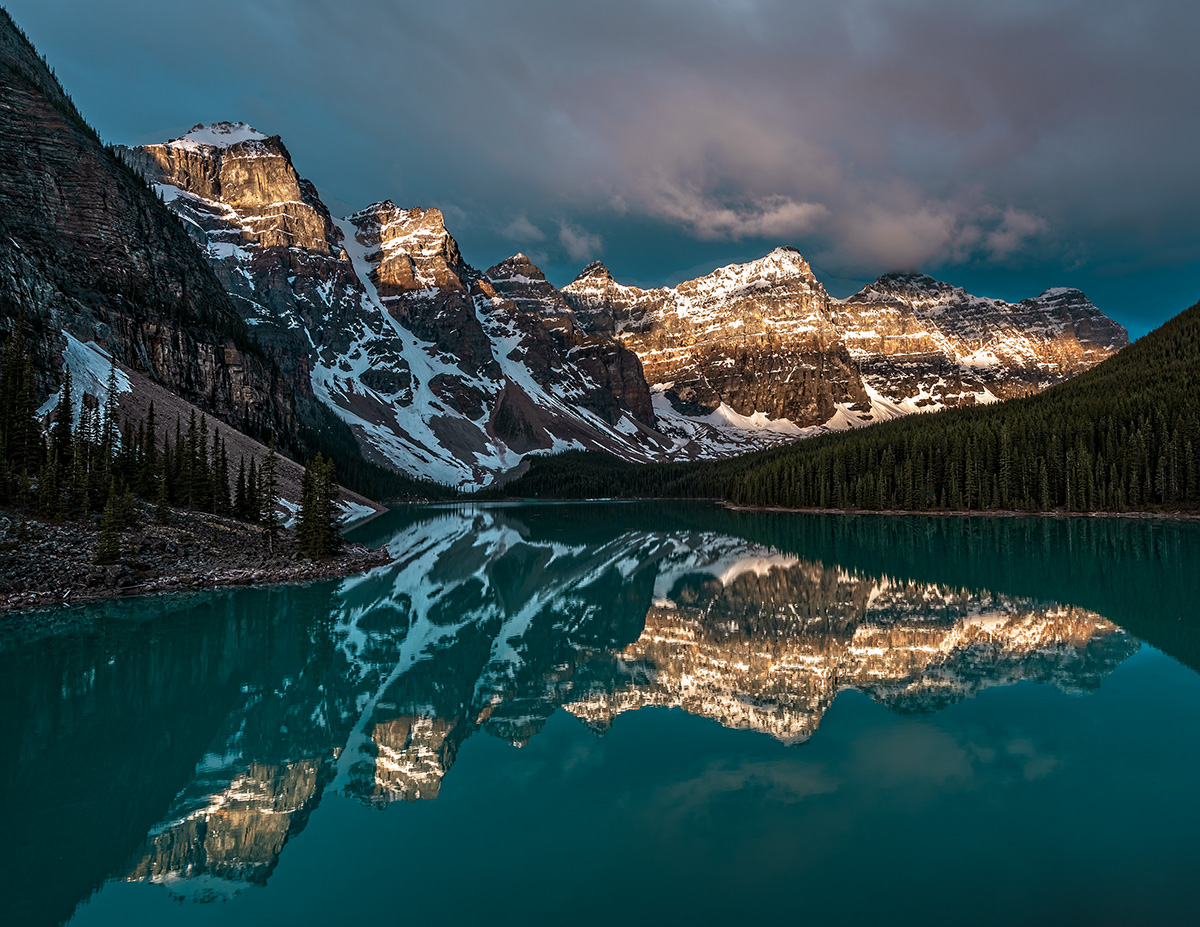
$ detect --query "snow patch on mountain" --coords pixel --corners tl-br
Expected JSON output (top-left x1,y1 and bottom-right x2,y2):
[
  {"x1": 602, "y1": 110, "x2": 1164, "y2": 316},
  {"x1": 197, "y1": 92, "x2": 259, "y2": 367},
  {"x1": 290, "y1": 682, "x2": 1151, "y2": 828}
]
[
  {"x1": 37, "y1": 331, "x2": 131, "y2": 418},
  {"x1": 167, "y1": 122, "x2": 268, "y2": 151}
]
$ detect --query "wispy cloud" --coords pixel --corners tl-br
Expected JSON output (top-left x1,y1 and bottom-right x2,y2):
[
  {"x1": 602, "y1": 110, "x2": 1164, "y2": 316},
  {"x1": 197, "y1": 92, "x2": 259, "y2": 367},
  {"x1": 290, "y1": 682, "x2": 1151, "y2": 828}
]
[
  {"x1": 500, "y1": 214, "x2": 546, "y2": 242},
  {"x1": 644, "y1": 183, "x2": 830, "y2": 241},
  {"x1": 558, "y1": 221, "x2": 602, "y2": 262}
]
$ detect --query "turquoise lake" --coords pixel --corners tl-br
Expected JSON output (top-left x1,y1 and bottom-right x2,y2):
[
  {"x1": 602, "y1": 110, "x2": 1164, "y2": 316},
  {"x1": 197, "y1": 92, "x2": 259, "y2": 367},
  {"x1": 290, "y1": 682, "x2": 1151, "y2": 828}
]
[{"x1": 2, "y1": 503, "x2": 1198, "y2": 925}]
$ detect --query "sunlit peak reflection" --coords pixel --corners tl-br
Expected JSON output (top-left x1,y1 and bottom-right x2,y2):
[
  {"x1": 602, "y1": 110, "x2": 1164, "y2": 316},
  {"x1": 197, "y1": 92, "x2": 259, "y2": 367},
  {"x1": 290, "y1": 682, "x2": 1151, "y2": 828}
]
[{"x1": 117, "y1": 507, "x2": 1134, "y2": 899}]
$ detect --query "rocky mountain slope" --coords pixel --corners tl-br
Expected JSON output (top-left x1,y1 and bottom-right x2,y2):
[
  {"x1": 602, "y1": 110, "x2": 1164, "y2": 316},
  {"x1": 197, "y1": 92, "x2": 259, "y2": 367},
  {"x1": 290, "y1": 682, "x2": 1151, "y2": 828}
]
[
  {"x1": 0, "y1": 15, "x2": 292, "y2": 440},
  {"x1": 835, "y1": 273, "x2": 1128, "y2": 408},
  {"x1": 123, "y1": 126, "x2": 666, "y2": 488},
  {"x1": 124, "y1": 122, "x2": 1128, "y2": 488},
  {"x1": 563, "y1": 250, "x2": 1129, "y2": 447}
]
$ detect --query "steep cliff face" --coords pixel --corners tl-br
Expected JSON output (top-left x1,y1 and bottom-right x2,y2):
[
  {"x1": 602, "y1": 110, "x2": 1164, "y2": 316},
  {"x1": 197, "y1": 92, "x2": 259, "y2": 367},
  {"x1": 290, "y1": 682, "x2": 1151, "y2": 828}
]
[
  {"x1": 127, "y1": 128, "x2": 663, "y2": 487},
  {"x1": 0, "y1": 19, "x2": 290, "y2": 436},
  {"x1": 564, "y1": 252, "x2": 1128, "y2": 452},
  {"x1": 118, "y1": 124, "x2": 356, "y2": 400},
  {"x1": 835, "y1": 273, "x2": 1130, "y2": 406},
  {"x1": 343, "y1": 201, "x2": 497, "y2": 384},
  {"x1": 484, "y1": 253, "x2": 655, "y2": 425},
  {"x1": 564, "y1": 249, "x2": 866, "y2": 426},
  {"x1": 127, "y1": 124, "x2": 338, "y2": 252}
]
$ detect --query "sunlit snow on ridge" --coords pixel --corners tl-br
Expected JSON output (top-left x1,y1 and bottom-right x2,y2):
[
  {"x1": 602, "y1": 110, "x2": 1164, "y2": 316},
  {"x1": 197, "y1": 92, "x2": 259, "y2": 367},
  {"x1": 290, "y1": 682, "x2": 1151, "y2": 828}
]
[{"x1": 166, "y1": 122, "x2": 268, "y2": 151}]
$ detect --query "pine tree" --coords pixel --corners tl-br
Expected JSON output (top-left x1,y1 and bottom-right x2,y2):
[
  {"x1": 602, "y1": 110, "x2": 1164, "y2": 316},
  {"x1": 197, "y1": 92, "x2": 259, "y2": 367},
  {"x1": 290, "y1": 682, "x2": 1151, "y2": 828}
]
[
  {"x1": 118, "y1": 420, "x2": 137, "y2": 486},
  {"x1": 319, "y1": 456, "x2": 342, "y2": 555},
  {"x1": 211, "y1": 430, "x2": 230, "y2": 515},
  {"x1": 95, "y1": 494, "x2": 121, "y2": 564},
  {"x1": 100, "y1": 357, "x2": 120, "y2": 478},
  {"x1": 298, "y1": 453, "x2": 341, "y2": 558},
  {"x1": 119, "y1": 482, "x2": 137, "y2": 529},
  {"x1": 155, "y1": 461, "x2": 171, "y2": 523},
  {"x1": 261, "y1": 436, "x2": 279, "y2": 554},
  {"x1": 1, "y1": 323, "x2": 43, "y2": 479},
  {"x1": 70, "y1": 400, "x2": 89, "y2": 509},
  {"x1": 138, "y1": 400, "x2": 157, "y2": 495},
  {"x1": 297, "y1": 457, "x2": 320, "y2": 557},
  {"x1": 160, "y1": 434, "x2": 174, "y2": 508},
  {"x1": 50, "y1": 364, "x2": 73, "y2": 473},
  {"x1": 36, "y1": 457, "x2": 60, "y2": 517},
  {"x1": 78, "y1": 394, "x2": 105, "y2": 510},
  {"x1": 185, "y1": 411, "x2": 201, "y2": 509},
  {"x1": 172, "y1": 415, "x2": 184, "y2": 504},
  {"x1": 196, "y1": 415, "x2": 212, "y2": 511},
  {"x1": 247, "y1": 456, "x2": 260, "y2": 523},
  {"x1": 234, "y1": 455, "x2": 247, "y2": 519}
]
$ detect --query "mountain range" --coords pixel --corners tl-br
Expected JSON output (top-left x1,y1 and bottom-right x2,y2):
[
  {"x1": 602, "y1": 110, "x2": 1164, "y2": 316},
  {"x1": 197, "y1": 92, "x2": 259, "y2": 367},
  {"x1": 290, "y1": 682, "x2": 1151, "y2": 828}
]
[
  {"x1": 0, "y1": 6, "x2": 1130, "y2": 494},
  {"x1": 110, "y1": 123, "x2": 1125, "y2": 488}
]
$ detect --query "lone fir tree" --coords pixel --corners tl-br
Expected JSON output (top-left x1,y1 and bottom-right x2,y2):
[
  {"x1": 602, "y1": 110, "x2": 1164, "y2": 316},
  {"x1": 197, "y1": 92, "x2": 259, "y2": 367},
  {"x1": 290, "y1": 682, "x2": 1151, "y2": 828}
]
[{"x1": 297, "y1": 453, "x2": 341, "y2": 558}]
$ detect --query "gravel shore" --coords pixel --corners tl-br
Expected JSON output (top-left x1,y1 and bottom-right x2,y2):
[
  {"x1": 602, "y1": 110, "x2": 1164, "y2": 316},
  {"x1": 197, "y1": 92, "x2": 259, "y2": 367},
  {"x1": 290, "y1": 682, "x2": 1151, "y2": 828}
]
[{"x1": 0, "y1": 504, "x2": 393, "y2": 618}]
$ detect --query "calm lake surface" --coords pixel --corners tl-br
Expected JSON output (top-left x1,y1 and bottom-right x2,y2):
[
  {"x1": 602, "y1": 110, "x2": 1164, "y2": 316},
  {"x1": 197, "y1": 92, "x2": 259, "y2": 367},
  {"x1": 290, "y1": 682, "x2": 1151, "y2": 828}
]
[{"x1": 3, "y1": 503, "x2": 1199, "y2": 926}]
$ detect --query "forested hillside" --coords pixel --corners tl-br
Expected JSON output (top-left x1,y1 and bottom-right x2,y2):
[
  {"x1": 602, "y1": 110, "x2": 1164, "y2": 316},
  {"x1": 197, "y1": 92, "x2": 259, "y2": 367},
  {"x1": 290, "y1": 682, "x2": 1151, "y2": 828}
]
[{"x1": 491, "y1": 299, "x2": 1200, "y2": 513}]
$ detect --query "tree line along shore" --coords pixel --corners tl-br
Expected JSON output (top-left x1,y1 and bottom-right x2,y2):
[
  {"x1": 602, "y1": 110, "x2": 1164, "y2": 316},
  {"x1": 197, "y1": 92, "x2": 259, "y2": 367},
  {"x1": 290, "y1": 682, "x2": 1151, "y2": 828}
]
[
  {"x1": 1, "y1": 326, "x2": 390, "y2": 616},
  {"x1": 486, "y1": 300, "x2": 1200, "y2": 515}
]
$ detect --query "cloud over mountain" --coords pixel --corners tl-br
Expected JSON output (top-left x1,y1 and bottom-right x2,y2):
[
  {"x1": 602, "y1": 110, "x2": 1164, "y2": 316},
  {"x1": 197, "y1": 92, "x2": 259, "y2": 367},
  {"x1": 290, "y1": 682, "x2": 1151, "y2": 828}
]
[{"x1": 9, "y1": 0, "x2": 1198, "y2": 332}]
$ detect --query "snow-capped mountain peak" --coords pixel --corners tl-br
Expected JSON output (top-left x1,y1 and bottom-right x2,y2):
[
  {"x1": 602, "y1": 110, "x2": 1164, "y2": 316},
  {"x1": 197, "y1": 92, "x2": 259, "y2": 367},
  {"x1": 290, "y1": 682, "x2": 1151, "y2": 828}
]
[
  {"x1": 486, "y1": 252, "x2": 548, "y2": 283},
  {"x1": 573, "y1": 260, "x2": 616, "y2": 283},
  {"x1": 166, "y1": 121, "x2": 269, "y2": 151},
  {"x1": 347, "y1": 201, "x2": 467, "y2": 293},
  {"x1": 121, "y1": 122, "x2": 1129, "y2": 488}
]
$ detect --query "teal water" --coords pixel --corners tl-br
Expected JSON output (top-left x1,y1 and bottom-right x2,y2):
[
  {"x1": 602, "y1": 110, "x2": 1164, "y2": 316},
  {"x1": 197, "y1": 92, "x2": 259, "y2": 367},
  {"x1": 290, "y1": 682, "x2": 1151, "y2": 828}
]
[{"x1": 2, "y1": 503, "x2": 1198, "y2": 925}]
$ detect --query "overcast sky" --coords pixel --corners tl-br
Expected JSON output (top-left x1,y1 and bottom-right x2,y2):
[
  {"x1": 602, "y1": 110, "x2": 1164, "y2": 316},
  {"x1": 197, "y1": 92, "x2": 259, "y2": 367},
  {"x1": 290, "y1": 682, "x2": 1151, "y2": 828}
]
[{"x1": 9, "y1": 0, "x2": 1198, "y2": 336}]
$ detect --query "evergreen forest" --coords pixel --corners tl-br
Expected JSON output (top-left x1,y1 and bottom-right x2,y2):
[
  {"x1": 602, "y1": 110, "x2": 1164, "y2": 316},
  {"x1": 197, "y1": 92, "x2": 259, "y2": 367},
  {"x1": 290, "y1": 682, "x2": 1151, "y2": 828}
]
[
  {"x1": 490, "y1": 299, "x2": 1200, "y2": 513},
  {"x1": 0, "y1": 326, "x2": 344, "y2": 561}
]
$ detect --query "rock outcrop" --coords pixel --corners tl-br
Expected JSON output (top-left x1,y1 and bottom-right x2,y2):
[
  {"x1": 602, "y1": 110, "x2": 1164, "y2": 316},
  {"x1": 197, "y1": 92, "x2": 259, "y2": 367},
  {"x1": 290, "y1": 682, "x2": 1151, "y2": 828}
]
[
  {"x1": 125, "y1": 128, "x2": 662, "y2": 488},
  {"x1": 565, "y1": 248, "x2": 868, "y2": 425},
  {"x1": 484, "y1": 253, "x2": 655, "y2": 425},
  {"x1": 0, "y1": 19, "x2": 292, "y2": 439},
  {"x1": 564, "y1": 251, "x2": 1129, "y2": 443},
  {"x1": 834, "y1": 273, "x2": 1130, "y2": 407}
]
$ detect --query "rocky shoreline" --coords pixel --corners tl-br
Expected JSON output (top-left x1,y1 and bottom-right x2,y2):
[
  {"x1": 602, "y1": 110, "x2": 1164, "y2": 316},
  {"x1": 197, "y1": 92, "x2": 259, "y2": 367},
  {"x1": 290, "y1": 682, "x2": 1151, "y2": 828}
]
[{"x1": 0, "y1": 505, "x2": 393, "y2": 619}]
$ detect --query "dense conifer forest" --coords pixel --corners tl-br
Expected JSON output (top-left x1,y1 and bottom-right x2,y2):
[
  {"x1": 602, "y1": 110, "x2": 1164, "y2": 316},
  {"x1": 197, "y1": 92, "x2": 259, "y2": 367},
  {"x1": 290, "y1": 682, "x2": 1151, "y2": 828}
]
[
  {"x1": 490, "y1": 299, "x2": 1200, "y2": 513},
  {"x1": 0, "y1": 322, "x2": 450, "y2": 529},
  {"x1": 0, "y1": 326, "x2": 351, "y2": 560}
]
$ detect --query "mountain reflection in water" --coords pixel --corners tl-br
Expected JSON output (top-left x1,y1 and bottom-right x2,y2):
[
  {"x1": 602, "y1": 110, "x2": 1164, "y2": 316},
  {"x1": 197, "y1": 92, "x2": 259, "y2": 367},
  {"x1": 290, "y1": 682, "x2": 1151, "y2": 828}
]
[
  {"x1": 123, "y1": 510, "x2": 1137, "y2": 891},
  {"x1": 1, "y1": 503, "x2": 1196, "y2": 923}
]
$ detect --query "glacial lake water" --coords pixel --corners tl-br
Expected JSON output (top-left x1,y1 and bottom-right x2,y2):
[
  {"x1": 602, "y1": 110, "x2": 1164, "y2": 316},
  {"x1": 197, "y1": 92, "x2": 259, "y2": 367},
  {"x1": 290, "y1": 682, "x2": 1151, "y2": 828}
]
[{"x1": 2, "y1": 502, "x2": 1199, "y2": 926}]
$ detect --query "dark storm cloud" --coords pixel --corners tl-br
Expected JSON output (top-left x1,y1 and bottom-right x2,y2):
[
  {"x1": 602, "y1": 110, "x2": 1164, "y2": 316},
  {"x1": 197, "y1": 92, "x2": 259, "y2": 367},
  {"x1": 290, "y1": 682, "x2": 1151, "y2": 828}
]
[{"x1": 7, "y1": 0, "x2": 1198, "y2": 333}]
